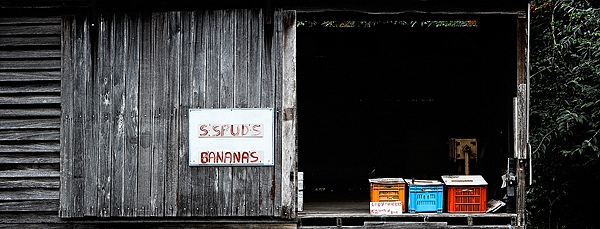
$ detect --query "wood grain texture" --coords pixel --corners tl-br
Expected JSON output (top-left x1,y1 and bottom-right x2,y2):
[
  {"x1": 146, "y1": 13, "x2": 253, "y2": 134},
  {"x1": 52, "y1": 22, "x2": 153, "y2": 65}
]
[
  {"x1": 97, "y1": 14, "x2": 114, "y2": 218},
  {"x1": 190, "y1": 10, "x2": 208, "y2": 217},
  {"x1": 122, "y1": 13, "x2": 141, "y2": 218},
  {"x1": 0, "y1": 178, "x2": 59, "y2": 189},
  {"x1": 0, "y1": 37, "x2": 60, "y2": 47},
  {"x1": 259, "y1": 8, "x2": 277, "y2": 217},
  {"x1": 0, "y1": 16, "x2": 61, "y2": 25},
  {"x1": 232, "y1": 9, "x2": 249, "y2": 217},
  {"x1": 218, "y1": 9, "x2": 234, "y2": 217},
  {"x1": 0, "y1": 164, "x2": 59, "y2": 178},
  {"x1": 164, "y1": 11, "x2": 181, "y2": 217},
  {"x1": 0, "y1": 118, "x2": 60, "y2": 130},
  {"x1": 136, "y1": 12, "x2": 153, "y2": 217},
  {"x1": 0, "y1": 142, "x2": 59, "y2": 153},
  {"x1": 0, "y1": 108, "x2": 60, "y2": 117},
  {"x1": 0, "y1": 82, "x2": 60, "y2": 93},
  {"x1": 177, "y1": 10, "x2": 193, "y2": 217},
  {"x1": 0, "y1": 95, "x2": 60, "y2": 104},
  {"x1": 245, "y1": 9, "x2": 263, "y2": 217},
  {"x1": 0, "y1": 15, "x2": 69, "y2": 218},
  {"x1": 150, "y1": 11, "x2": 167, "y2": 217},
  {"x1": 0, "y1": 153, "x2": 59, "y2": 164},
  {"x1": 0, "y1": 49, "x2": 60, "y2": 59},
  {"x1": 82, "y1": 13, "x2": 100, "y2": 218},
  {"x1": 0, "y1": 200, "x2": 59, "y2": 212},
  {"x1": 0, "y1": 189, "x2": 59, "y2": 200},
  {"x1": 0, "y1": 60, "x2": 61, "y2": 70},
  {"x1": 202, "y1": 9, "x2": 221, "y2": 217},
  {"x1": 0, "y1": 71, "x2": 60, "y2": 82},
  {"x1": 280, "y1": 10, "x2": 297, "y2": 219},
  {"x1": 0, "y1": 130, "x2": 59, "y2": 141},
  {"x1": 0, "y1": 24, "x2": 61, "y2": 35},
  {"x1": 109, "y1": 14, "x2": 126, "y2": 217},
  {"x1": 58, "y1": 9, "x2": 291, "y2": 219},
  {"x1": 59, "y1": 15, "x2": 75, "y2": 218}
]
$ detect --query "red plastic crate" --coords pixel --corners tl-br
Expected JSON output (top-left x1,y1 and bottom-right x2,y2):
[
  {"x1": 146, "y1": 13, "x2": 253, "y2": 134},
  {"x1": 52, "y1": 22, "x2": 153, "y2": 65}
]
[{"x1": 446, "y1": 186, "x2": 487, "y2": 213}]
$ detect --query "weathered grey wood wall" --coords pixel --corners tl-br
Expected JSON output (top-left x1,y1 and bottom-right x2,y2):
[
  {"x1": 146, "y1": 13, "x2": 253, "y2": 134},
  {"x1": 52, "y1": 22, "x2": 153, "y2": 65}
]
[
  {"x1": 0, "y1": 15, "x2": 62, "y2": 216},
  {"x1": 61, "y1": 9, "x2": 297, "y2": 218}
]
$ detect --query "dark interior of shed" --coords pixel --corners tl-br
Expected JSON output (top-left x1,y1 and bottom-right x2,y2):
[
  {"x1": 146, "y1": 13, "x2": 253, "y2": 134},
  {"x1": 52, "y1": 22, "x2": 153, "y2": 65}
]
[{"x1": 296, "y1": 16, "x2": 517, "y2": 208}]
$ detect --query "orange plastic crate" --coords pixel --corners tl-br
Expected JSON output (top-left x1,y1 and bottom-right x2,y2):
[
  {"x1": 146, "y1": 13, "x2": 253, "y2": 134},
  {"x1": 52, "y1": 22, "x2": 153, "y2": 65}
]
[
  {"x1": 370, "y1": 183, "x2": 406, "y2": 212},
  {"x1": 446, "y1": 186, "x2": 487, "y2": 213}
]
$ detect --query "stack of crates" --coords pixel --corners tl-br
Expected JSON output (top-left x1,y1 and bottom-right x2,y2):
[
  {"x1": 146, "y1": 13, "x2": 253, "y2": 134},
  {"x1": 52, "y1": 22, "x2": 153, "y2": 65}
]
[
  {"x1": 405, "y1": 179, "x2": 444, "y2": 213},
  {"x1": 441, "y1": 175, "x2": 487, "y2": 213},
  {"x1": 369, "y1": 178, "x2": 406, "y2": 212}
]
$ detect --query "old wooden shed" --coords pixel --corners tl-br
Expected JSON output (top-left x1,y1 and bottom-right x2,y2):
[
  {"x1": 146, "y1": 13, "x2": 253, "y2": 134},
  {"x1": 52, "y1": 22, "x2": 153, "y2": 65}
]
[{"x1": 0, "y1": 0, "x2": 530, "y2": 228}]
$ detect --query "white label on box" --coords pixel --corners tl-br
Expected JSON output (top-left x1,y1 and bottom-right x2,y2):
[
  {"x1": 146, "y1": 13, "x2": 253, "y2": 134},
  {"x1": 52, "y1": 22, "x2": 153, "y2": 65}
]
[
  {"x1": 370, "y1": 202, "x2": 403, "y2": 215},
  {"x1": 298, "y1": 191, "x2": 304, "y2": 211}
]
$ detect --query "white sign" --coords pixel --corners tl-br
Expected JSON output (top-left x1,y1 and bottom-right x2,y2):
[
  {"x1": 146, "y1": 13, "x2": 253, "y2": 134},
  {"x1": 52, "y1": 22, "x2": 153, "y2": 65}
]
[
  {"x1": 189, "y1": 108, "x2": 274, "y2": 166},
  {"x1": 370, "y1": 202, "x2": 403, "y2": 215}
]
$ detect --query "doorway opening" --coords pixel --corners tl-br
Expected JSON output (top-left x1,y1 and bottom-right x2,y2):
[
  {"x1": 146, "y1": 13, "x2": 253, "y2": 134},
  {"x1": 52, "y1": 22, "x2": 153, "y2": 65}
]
[{"x1": 296, "y1": 16, "x2": 517, "y2": 213}]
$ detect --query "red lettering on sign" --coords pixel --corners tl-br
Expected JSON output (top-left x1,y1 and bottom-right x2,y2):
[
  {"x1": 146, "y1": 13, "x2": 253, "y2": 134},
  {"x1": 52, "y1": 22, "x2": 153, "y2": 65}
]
[
  {"x1": 252, "y1": 124, "x2": 262, "y2": 136},
  {"x1": 230, "y1": 125, "x2": 240, "y2": 136},
  {"x1": 233, "y1": 152, "x2": 241, "y2": 162},
  {"x1": 201, "y1": 151, "x2": 209, "y2": 163},
  {"x1": 242, "y1": 152, "x2": 250, "y2": 163},
  {"x1": 209, "y1": 152, "x2": 215, "y2": 161},
  {"x1": 241, "y1": 124, "x2": 250, "y2": 136},
  {"x1": 199, "y1": 125, "x2": 209, "y2": 137},
  {"x1": 199, "y1": 151, "x2": 263, "y2": 164},
  {"x1": 198, "y1": 124, "x2": 264, "y2": 137},
  {"x1": 224, "y1": 152, "x2": 232, "y2": 162},
  {"x1": 211, "y1": 125, "x2": 221, "y2": 137},
  {"x1": 221, "y1": 125, "x2": 230, "y2": 136},
  {"x1": 250, "y1": 151, "x2": 259, "y2": 162}
]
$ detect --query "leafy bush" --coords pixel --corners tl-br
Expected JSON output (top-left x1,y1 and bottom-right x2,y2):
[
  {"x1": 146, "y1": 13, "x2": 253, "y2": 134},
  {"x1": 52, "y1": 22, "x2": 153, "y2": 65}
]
[{"x1": 528, "y1": 0, "x2": 600, "y2": 227}]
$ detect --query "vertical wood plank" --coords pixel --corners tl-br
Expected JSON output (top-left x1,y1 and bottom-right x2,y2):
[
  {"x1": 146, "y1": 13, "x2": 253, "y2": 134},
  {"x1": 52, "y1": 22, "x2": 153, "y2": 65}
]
[
  {"x1": 177, "y1": 10, "x2": 194, "y2": 217},
  {"x1": 260, "y1": 8, "x2": 275, "y2": 217},
  {"x1": 232, "y1": 9, "x2": 249, "y2": 217},
  {"x1": 190, "y1": 10, "x2": 208, "y2": 217},
  {"x1": 272, "y1": 9, "x2": 284, "y2": 218},
  {"x1": 110, "y1": 14, "x2": 126, "y2": 217},
  {"x1": 151, "y1": 12, "x2": 167, "y2": 217},
  {"x1": 516, "y1": 84, "x2": 528, "y2": 227},
  {"x1": 59, "y1": 9, "x2": 291, "y2": 219},
  {"x1": 59, "y1": 15, "x2": 74, "y2": 218},
  {"x1": 97, "y1": 14, "x2": 114, "y2": 217},
  {"x1": 516, "y1": 16, "x2": 528, "y2": 228},
  {"x1": 203, "y1": 10, "x2": 221, "y2": 217},
  {"x1": 84, "y1": 14, "x2": 100, "y2": 217},
  {"x1": 165, "y1": 11, "x2": 181, "y2": 217},
  {"x1": 280, "y1": 10, "x2": 297, "y2": 219},
  {"x1": 72, "y1": 15, "x2": 91, "y2": 218},
  {"x1": 136, "y1": 12, "x2": 153, "y2": 217},
  {"x1": 217, "y1": 9, "x2": 235, "y2": 217},
  {"x1": 123, "y1": 13, "x2": 141, "y2": 217},
  {"x1": 245, "y1": 8, "x2": 263, "y2": 217},
  {"x1": 516, "y1": 18, "x2": 527, "y2": 86}
]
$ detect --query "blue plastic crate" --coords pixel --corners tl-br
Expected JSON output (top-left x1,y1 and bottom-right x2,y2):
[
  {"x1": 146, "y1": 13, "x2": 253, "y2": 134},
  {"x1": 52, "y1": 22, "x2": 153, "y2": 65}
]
[{"x1": 407, "y1": 184, "x2": 444, "y2": 213}]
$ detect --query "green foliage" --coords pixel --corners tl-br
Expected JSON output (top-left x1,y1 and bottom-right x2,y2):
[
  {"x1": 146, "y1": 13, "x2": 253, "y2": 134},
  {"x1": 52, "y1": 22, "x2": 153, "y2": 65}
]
[{"x1": 529, "y1": 0, "x2": 600, "y2": 227}]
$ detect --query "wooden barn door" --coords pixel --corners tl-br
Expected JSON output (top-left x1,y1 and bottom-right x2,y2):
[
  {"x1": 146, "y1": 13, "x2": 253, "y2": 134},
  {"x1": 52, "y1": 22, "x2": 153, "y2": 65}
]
[{"x1": 60, "y1": 9, "x2": 297, "y2": 218}]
